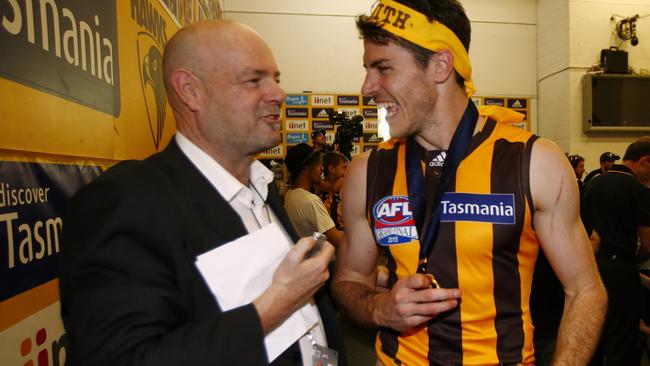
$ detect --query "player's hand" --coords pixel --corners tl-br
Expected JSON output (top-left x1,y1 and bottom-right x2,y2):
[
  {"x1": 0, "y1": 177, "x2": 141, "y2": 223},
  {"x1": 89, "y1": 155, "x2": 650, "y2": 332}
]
[{"x1": 370, "y1": 273, "x2": 460, "y2": 332}]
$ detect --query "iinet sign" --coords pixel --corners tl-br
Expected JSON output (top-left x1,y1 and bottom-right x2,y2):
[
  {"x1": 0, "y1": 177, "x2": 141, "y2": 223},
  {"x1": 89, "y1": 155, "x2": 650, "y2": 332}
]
[
  {"x1": 311, "y1": 95, "x2": 333, "y2": 107},
  {"x1": 1, "y1": 302, "x2": 67, "y2": 366}
]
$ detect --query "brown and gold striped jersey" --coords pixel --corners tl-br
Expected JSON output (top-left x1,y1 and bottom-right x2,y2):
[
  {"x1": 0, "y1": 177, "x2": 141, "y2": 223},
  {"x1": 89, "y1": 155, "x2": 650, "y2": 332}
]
[{"x1": 367, "y1": 119, "x2": 539, "y2": 365}]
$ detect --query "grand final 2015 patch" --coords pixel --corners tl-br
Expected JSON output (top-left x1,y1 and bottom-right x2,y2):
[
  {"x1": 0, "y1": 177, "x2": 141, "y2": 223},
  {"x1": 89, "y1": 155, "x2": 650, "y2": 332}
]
[{"x1": 373, "y1": 195, "x2": 418, "y2": 246}]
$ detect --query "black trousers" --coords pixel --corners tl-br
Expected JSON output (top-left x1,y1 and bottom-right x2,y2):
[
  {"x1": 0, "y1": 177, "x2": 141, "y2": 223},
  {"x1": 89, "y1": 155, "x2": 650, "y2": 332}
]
[{"x1": 591, "y1": 256, "x2": 641, "y2": 366}]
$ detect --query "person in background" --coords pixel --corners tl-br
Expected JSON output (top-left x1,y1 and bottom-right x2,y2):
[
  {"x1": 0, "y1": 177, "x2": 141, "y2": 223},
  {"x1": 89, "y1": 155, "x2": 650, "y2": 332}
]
[
  {"x1": 638, "y1": 158, "x2": 650, "y2": 353},
  {"x1": 319, "y1": 151, "x2": 349, "y2": 230},
  {"x1": 569, "y1": 154, "x2": 586, "y2": 192},
  {"x1": 584, "y1": 151, "x2": 620, "y2": 185},
  {"x1": 59, "y1": 20, "x2": 346, "y2": 366},
  {"x1": 584, "y1": 137, "x2": 650, "y2": 366},
  {"x1": 311, "y1": 129, "x2": 332, "y2": 152},
  {"x1": 332, "y1": 0, "x2": 606, "y2": 364},
  {"x1": 284, "y1": 143, "x2": 344, "y2": 248}
]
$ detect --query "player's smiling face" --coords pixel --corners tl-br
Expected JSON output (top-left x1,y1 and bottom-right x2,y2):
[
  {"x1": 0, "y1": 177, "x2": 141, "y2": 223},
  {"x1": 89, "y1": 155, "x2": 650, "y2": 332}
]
[{"x1": 361, "y1": 40, "x2": 438, "y2": 139}]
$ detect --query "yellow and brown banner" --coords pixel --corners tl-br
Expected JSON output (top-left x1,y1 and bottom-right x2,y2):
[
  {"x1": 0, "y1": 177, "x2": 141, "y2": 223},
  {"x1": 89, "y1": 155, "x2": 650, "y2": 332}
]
[
  {"x1": 0, "y1": 2, "x2": 222, "y2": 365},
  {"x1": 0, "y1": 0, "x2": 221, "y2": 161}
]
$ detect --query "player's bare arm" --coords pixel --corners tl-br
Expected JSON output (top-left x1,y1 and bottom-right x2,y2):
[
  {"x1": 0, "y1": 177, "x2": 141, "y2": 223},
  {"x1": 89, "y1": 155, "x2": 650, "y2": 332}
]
[{"x1": 530, "y1": 138, "x2": 607, "y2": 365}]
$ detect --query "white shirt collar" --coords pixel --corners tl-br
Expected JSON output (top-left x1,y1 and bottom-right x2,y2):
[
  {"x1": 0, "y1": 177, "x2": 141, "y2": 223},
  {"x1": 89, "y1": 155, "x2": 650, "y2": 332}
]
[{"x1": 174, "y1": 132, "x2": 274, "y2": 203}]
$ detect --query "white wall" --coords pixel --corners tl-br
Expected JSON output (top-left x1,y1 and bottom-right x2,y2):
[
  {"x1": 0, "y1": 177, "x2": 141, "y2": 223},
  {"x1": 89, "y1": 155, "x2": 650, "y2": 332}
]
[
  {"x1": 537, "y1": 0, "x2": 570, "y2": 148},
  {"x1": 568, "y1": 0, "x2": 650, "y2": 171},
  {"x1": 223, "y1": 0, "x2": 538, "y2": 128},
  {"x1": 539, "y1": 0, "x2": 650, "y2": 170}
]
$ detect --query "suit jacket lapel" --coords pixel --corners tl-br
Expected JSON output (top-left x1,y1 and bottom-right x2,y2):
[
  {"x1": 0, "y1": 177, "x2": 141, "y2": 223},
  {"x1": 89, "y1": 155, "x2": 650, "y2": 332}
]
[
  {"x1": 157, "y1": 139, "x2": 301, "y2": 254},
  {"x1": 156, "y1": 140, "x2": 248, "y2": 256},
  {"x1": 266, "y1": 182, "x2": 300, "y2": 243}
]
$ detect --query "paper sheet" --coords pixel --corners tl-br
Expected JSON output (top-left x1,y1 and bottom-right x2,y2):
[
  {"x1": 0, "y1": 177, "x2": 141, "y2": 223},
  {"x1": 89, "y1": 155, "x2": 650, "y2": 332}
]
[{"x1": 195, "y1": 223, "x2": 318, "y2": 362}]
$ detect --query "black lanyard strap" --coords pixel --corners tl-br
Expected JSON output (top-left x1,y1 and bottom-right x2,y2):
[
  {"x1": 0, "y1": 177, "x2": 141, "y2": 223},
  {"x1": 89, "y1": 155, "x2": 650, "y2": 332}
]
[{"x1": 406, "y1": 100, "x2": 478, "y2": 278}]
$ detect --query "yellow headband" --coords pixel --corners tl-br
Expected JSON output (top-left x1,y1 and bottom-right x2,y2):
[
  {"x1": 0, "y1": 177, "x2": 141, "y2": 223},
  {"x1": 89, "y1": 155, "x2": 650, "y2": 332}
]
[{"x1": 369, "y1": 0, "x2": 475, "y2": 97}]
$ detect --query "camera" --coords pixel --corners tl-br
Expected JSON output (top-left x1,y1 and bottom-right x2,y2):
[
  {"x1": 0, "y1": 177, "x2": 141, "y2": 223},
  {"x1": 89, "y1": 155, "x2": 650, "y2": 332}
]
[
  {"x1": 329, "y1": 111, "x2": 364, "y2": 159},
  {"x1": 615, "y1": 15, "x2": 640, "y2": 47}
]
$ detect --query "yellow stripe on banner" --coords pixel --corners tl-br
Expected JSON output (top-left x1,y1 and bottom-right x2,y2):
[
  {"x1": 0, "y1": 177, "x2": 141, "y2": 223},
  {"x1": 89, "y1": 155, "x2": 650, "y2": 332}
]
[
  {"x1": 455, "y1": 144, "x2": 499, "y2": 365},
  {"x1": 0, "y1": 279, "x2": 60, "y2": 331},
  {"x1": 0, "y1": 149, "x2": 117, "y2": 168}
]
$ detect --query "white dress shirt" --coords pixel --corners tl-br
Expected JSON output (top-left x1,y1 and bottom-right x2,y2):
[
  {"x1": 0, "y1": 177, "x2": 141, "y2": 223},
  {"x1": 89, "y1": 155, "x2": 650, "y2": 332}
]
[{"x1": 175, "y1": 132, "x2": 327, "y2": 364}]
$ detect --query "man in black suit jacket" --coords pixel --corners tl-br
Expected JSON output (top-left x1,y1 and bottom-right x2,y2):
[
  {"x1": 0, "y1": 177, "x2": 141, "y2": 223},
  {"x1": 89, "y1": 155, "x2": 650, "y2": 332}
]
[{"x1": 60, "y1": 20, "x2": 345, "y2": 365}]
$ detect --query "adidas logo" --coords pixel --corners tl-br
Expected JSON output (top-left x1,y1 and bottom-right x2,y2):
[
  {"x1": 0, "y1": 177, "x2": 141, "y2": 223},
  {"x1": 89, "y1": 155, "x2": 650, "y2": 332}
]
[
  {"x1": 429, "y1": 151, "x2": 446, "y2": 167},
  {"x1": 316, "y1": 109, "x2": 329, "y2": 118},
  {"x1": 364, "y1": 97, "x2": 377, "y2": 105},
  {"x1": 511, "y1": 100, "x2": 523, "y2": 108}
]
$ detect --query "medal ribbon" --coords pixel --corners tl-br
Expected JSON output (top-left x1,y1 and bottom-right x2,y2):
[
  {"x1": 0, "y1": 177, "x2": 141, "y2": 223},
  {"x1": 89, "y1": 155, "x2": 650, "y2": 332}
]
[{"x1": 406, "y1": 100, "x2": 478, "y2": 277}]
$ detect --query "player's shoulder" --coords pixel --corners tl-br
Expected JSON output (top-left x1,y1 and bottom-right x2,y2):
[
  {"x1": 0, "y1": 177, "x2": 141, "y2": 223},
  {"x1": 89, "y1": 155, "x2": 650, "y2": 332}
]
[
  {"x1": 489, "y1": 119, "x2": 536, "y2": 142},
  {"x1": 530, "y1": 137, "x2": 566, "y2": 164},
  {"x1": 529, "y1": 137, "x2": 578, "y2": 205}
]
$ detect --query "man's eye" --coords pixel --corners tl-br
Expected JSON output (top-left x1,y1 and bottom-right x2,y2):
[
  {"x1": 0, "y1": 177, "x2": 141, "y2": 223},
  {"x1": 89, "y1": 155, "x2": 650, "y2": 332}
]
[
  {"x1": 246, "y1": 79, "x2": 260, "y2": 86},
  {"x1": 378, "y1": 67, "x2": 390, "y2": 74}
]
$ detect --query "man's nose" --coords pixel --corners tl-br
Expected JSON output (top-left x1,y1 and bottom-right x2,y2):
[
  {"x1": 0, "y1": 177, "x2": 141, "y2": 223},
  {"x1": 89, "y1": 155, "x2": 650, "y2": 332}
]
[{"x1": 267, "y1": 80, "x2": 286, "y2": 105}]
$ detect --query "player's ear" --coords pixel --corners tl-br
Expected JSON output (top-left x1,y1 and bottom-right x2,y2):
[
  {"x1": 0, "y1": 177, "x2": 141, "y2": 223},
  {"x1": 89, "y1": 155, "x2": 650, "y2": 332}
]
[{"x1": 430, "y1": 50, "x2": 455, "y2": 83}]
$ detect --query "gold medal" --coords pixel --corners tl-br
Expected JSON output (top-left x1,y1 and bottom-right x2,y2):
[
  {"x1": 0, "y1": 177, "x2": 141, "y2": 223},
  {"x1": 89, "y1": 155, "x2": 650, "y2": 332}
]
[
  {"x1": 425, "y1": 274, "x2": 441, "y2": 289},
  {"x1": 418, "y1": 258, "x2": 441, "y2": 288}
]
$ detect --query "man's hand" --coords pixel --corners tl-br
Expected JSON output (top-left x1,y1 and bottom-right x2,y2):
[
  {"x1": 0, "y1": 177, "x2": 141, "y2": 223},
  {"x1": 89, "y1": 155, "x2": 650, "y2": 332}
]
[
  {"x1": 370, "y1": 274, "x2": 461, "y2": 332},
  {"x1": 254, "y1": 236, "x2": 335, "y2": 333},
  {"x1": 273, "y1": 236, "x2": 334, "y2": 301}
]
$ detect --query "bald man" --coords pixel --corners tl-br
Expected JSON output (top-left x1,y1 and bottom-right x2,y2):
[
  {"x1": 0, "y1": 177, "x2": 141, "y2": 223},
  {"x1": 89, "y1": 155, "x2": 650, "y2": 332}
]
[{"x1": 60, "y1": 21, "x2": 345, "y2": 366}]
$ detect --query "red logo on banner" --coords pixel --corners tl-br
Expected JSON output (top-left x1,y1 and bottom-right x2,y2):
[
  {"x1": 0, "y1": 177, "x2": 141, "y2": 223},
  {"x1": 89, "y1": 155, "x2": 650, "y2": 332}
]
[{"x1": 20, "y1": 327, "x2": 67, "y2": 366}]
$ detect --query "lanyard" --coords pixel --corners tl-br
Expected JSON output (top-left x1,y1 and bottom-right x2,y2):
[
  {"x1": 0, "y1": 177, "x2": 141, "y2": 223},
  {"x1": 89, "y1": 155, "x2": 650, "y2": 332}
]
[{"x1": 406, "y1": 100, "x2": 478, "y2": 278}]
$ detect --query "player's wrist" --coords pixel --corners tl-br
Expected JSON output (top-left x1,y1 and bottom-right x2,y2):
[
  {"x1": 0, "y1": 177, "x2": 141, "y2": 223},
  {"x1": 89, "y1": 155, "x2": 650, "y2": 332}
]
[{"x1": 368, "y1": 291, "x2": 389, "y2": 326}]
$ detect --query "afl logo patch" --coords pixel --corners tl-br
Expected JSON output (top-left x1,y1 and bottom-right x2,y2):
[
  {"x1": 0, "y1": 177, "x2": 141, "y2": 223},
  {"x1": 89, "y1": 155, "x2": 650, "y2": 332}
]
[{"x1": 373, "y1": 196, "x2": 418, "y2": 246}]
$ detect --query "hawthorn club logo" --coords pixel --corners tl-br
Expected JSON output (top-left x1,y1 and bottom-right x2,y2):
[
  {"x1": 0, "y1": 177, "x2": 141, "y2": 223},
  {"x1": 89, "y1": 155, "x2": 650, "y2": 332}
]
[
  {"x1": 132, "y1": 0, "x2": 169, "y2": 150},
  {"x1": 137, "y1": 32, "x2": 167, "y2": 150}
]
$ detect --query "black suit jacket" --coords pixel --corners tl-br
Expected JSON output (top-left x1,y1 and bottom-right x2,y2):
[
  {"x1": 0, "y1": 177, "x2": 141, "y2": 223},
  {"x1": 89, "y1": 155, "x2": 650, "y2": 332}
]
[{"x1": 60, "y1": 140, "x2": 345, "y2": 365}]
